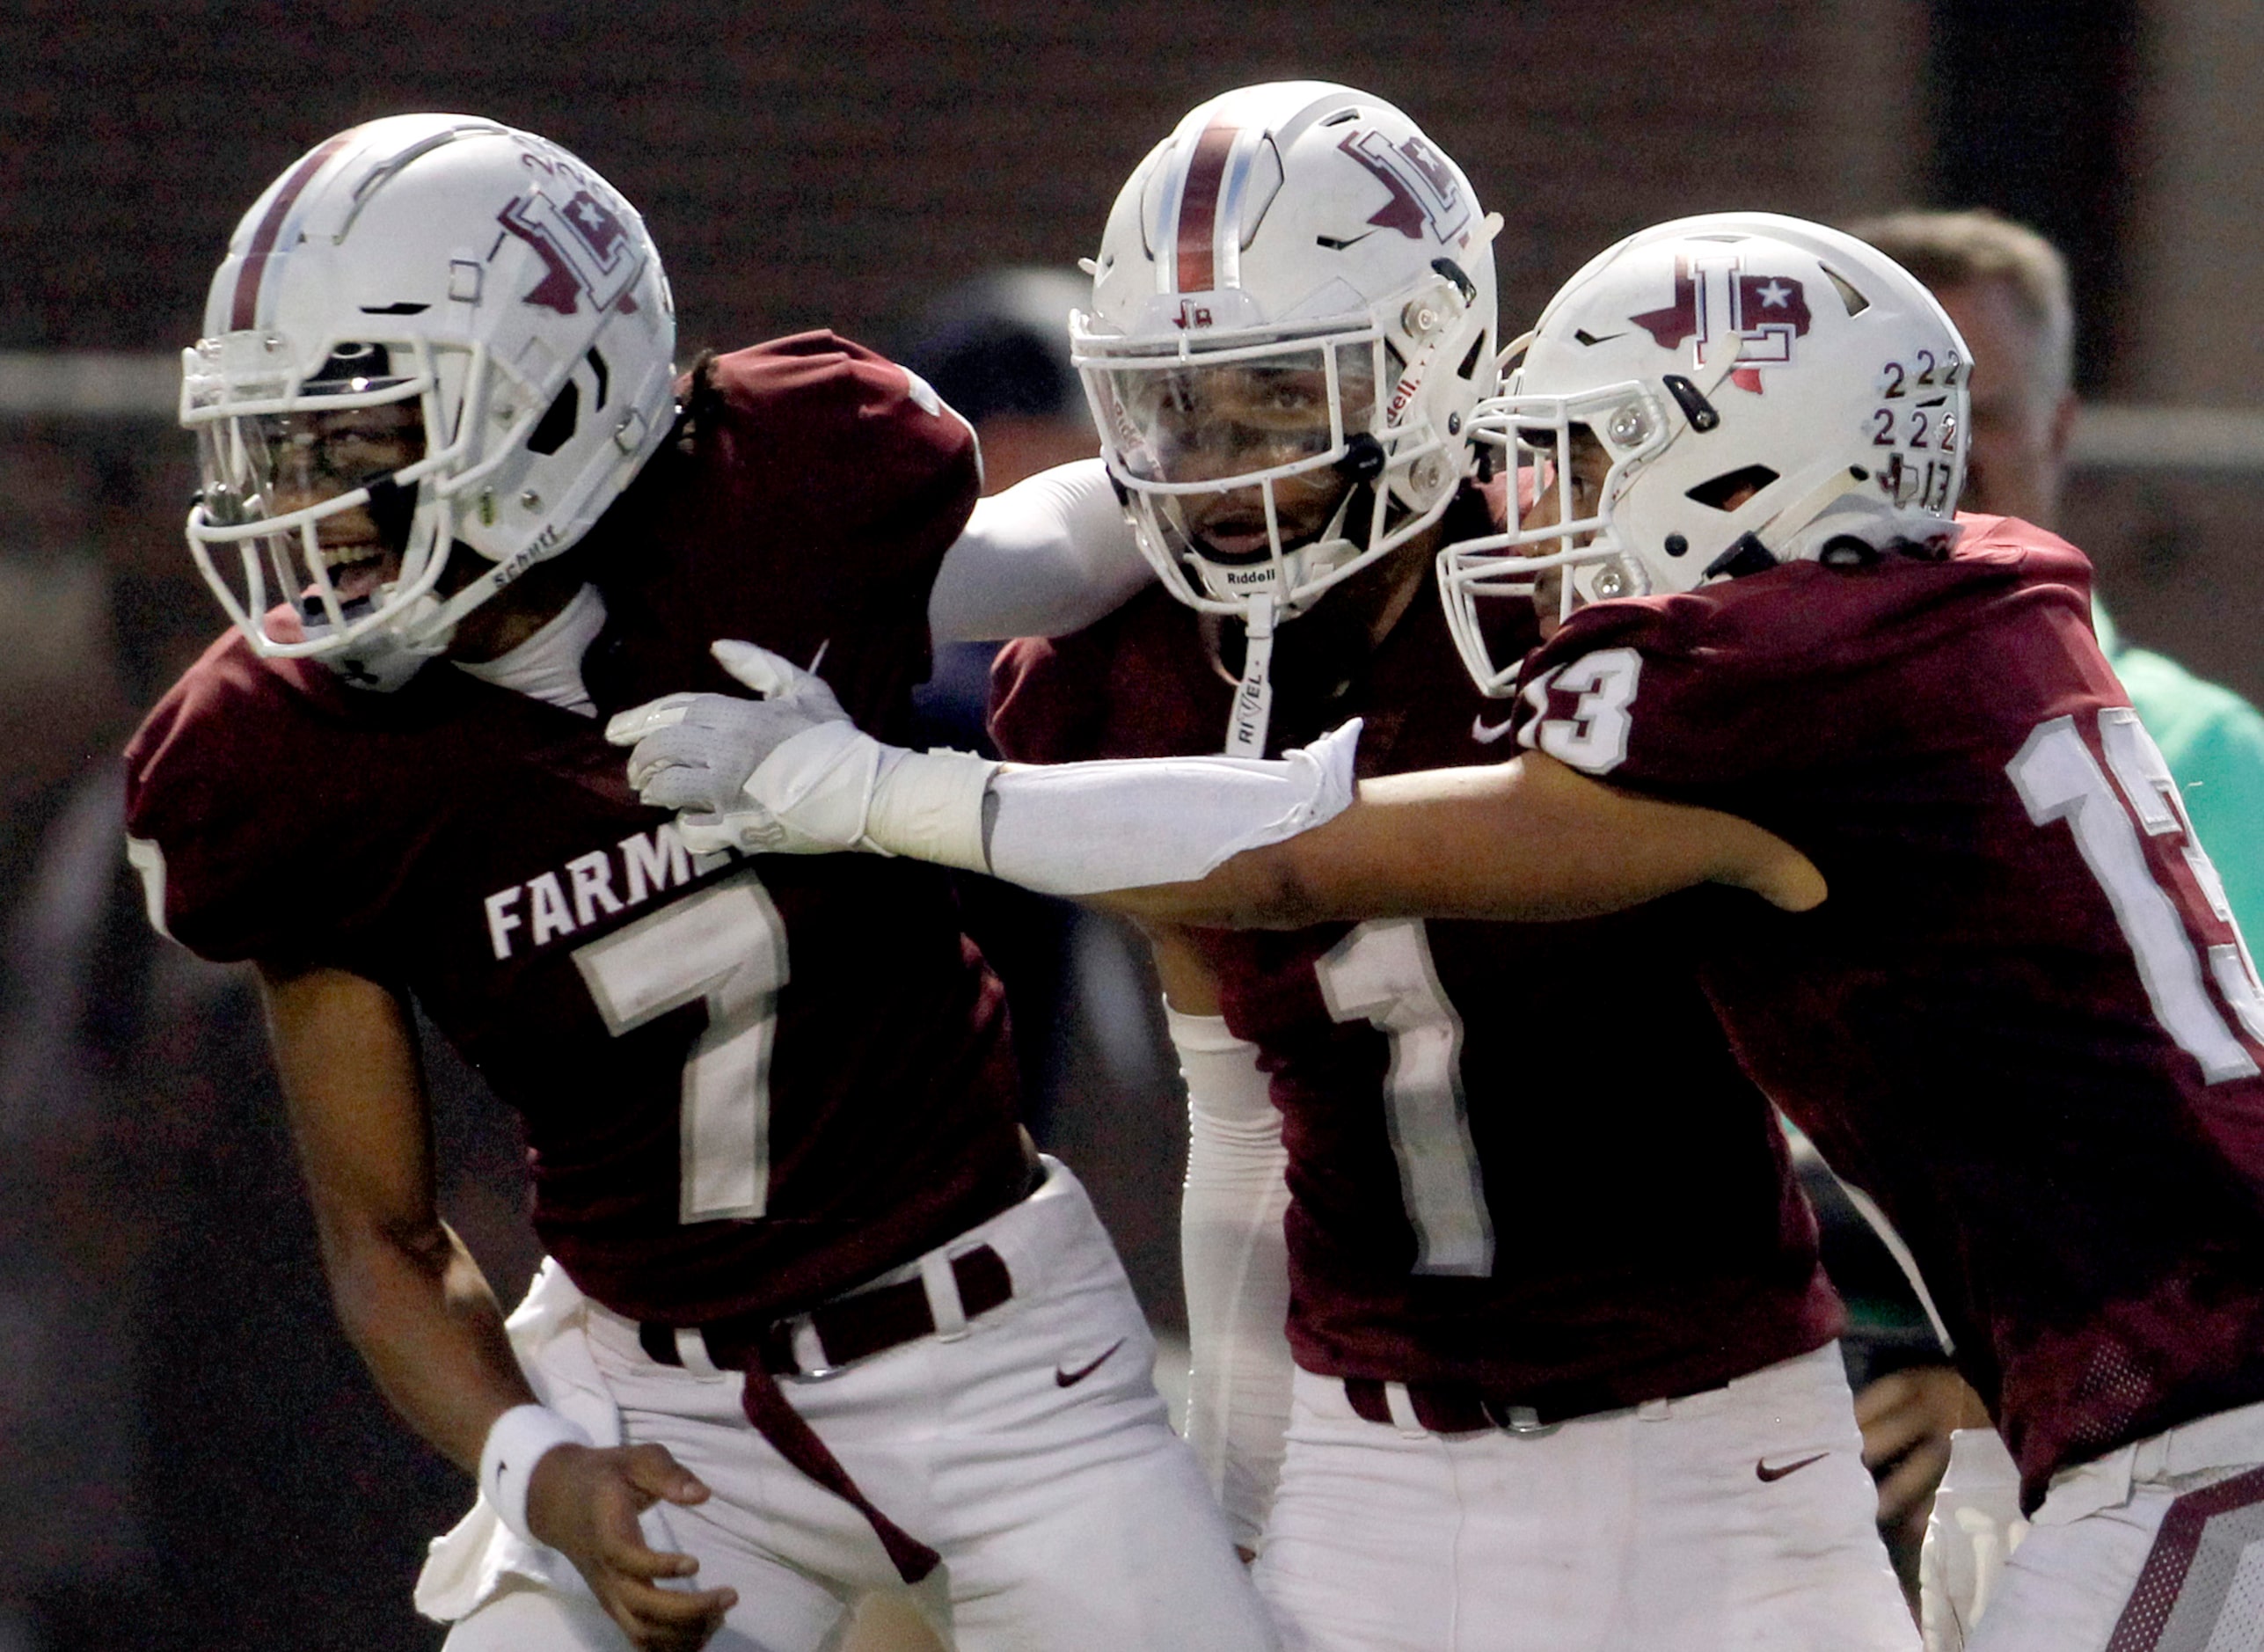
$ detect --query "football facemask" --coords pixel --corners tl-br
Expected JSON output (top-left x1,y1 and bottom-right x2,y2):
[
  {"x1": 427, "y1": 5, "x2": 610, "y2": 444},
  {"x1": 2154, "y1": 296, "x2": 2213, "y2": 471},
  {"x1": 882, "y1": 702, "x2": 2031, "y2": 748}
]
[
  {"x1": 182, "y1": 113, "x2": 676, "y2": 691},
  {"x1": 1081, "y1": 332, "x2": 1388, "y2": 607},
  {"x1": 1073, "y1": 80, "x2": 1499, "y2": 753},
  {"x1": 187, "y1": 338, "x2": 461, "y2": 687}
]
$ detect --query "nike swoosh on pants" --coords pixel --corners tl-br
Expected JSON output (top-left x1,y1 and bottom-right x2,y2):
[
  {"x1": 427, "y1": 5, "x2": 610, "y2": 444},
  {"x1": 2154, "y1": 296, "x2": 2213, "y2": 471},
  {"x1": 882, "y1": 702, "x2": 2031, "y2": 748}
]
[
  {"x1": 1755, "y1": 1451, "x2": 1829, "y2": 1482},
  {"x1": 1055, "y1": 1339, "x2": 1127, "y2": 1388}
]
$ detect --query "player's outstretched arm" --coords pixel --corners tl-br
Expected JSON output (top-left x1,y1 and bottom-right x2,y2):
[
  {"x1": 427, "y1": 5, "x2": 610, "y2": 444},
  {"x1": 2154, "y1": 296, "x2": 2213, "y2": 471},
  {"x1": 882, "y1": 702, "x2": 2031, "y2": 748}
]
[
  {"x1": 608, "y1": 641, "x2": 1821, "y2": 926},
  {"x1": 258, "y1": 962, "x2": 737, "y2": 1651},
  {"x1": 1100, "y1": 750, "x2": 1828, "y2": 930}
]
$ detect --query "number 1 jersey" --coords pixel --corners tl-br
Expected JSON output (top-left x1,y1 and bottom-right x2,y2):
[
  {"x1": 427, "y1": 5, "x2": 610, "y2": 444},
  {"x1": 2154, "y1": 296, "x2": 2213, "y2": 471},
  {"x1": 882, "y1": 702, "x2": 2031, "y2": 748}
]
[
  {"x1": 992, "y1": 523, "x2": 1843, "y2": 1409},
  {"x1": 1514, "y1": 514, "x2": 2264, "y2": 1507},
  {"x1": 123, "y1": 334, "x2": 1031, "y2": 1327}
]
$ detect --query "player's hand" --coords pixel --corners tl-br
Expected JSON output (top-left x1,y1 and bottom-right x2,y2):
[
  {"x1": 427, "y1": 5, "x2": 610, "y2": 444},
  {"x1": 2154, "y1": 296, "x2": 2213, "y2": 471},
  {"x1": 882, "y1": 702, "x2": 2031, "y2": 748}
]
[
  {"x1": 606, "y1": 640, "x2": 853, "y2": 814},
  {"x1": 525, "y1": 1441, "x2": 737, "y2": 1652},
  {"x1": 607, "y1": 641, "x2": 883, "y2": 855},
  {"x1": 1856, "y1": 1363, "x2": 1990, "y2": 1528}
]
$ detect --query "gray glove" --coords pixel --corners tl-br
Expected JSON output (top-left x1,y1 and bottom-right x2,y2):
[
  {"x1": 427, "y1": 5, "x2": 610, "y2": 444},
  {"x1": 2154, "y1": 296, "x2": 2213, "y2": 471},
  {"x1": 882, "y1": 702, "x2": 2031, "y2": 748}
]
[{"x1": 606, "y1": 640, "x2": 853, "y2": 817}]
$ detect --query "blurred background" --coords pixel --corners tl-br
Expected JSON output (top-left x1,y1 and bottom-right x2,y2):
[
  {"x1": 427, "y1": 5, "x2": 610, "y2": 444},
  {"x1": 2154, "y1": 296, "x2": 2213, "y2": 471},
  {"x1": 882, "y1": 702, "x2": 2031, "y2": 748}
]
[{"x1": 2, "y1": 0, "x2": 2260, "y2": 1646}]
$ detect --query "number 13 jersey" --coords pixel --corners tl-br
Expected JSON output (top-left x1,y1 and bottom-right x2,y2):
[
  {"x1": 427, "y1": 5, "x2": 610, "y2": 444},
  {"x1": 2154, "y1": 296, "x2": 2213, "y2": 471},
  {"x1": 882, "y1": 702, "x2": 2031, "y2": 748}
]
[
  {"x1": 123, "y1": 335, "x2": 1031, "y2": 1328},
  {"x1": 1514, "y1": 513, "x2": 2264, "y2": 1508}
]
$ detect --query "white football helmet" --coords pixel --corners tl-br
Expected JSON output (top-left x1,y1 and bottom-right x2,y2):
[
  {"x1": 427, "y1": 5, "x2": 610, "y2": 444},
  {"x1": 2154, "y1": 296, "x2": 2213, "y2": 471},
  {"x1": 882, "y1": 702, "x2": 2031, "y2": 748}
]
[
  {"x1": 1439, "y1": 212, "x2": 1969, "y2": 695},
  {"x1": 183, "y1": 113, "x2": 676, "y2": 689},
  {"x1": 1073, "y1": 81, "x2": 1499, "y2": 750}
]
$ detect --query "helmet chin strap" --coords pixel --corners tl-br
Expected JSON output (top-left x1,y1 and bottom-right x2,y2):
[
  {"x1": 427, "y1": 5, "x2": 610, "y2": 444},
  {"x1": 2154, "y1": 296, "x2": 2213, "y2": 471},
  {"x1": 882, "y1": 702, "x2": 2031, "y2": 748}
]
[
  {"x1": 1225, "y1": 592, "x2": 1277, "y2": 757},
  {"x1": 325, "y1": 592, "x2": 453, "y2": 691},
  {"x1": 1200, "y1": 461, "x2": 1387, "y2": 755},
  {"x1": 1699, "y1": 464, "x2": 1872, "y2": 583}
]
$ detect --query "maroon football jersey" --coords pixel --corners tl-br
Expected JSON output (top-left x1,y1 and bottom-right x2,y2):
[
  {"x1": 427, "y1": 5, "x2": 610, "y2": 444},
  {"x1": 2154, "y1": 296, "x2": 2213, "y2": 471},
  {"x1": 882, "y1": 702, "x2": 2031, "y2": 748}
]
[
  {"x1": 126, "y1": 334, "x2": 1031, "y2": 1326},
  {"x1": 1515, "y1": 513, "x2": 2264, "y2": 1504},
  {"x1": 992, "y1": 502, "x2": 1843, "y2": 1406}
]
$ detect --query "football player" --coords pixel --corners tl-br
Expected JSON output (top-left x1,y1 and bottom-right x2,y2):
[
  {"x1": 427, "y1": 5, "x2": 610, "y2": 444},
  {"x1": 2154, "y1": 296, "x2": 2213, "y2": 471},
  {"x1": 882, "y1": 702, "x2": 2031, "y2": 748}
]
[
  {"x1": 620, "y1": 211, "x2": 2264, "y2": 1652},
  {"x1": 121, "y1": 114, "x2": 1276, "y2": 1652},
  {"x1": 1842, "y1": 203, "x2": 2264, "y2": 1652},
  {"x1": 618, "y1": 87, "x2": 1918, "y2": 1652}
]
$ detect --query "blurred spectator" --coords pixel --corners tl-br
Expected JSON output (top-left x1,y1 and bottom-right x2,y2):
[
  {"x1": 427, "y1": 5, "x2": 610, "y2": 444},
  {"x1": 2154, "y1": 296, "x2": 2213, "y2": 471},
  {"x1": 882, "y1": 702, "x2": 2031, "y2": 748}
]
[
  {"x1": 895, "y1": 267, "x2": 1103, "y2": 745},
  {"x1": 896, "y1": 267, "x2": 1099, "y2": 492},
  {"x1": 1852, "y1": 208, "x2": 2264, "y2": 939}
]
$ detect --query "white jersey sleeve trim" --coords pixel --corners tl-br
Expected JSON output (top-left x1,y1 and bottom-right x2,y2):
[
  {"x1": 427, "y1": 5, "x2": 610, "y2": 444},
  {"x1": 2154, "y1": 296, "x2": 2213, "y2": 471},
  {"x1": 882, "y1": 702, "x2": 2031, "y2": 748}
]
[{"x1": 124, "y1": 833, "x2": 172, "y2": 942}]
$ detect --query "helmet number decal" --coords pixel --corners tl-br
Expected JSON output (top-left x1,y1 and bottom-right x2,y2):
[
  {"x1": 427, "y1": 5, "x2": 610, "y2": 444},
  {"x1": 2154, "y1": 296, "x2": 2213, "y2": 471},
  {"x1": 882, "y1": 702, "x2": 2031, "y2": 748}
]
[
  {"x1": 1529, "y1": 647, "x2": 1642, "y2": 776},
  {"x1": 2009, "y1": 710, "x2": 2264, "y2": 1083},
  {"x1": 1878, "y1": 450, "x2": 1957, "y2": 512},
  {"x1": 1317, "y1": 918, "x2": 1493, "y2": 1277},
  {"x1": 574, "y1": 867, "x2": 790, "y2": 1222},
  {"x1": 1873, "y1": 350, "x2": 1965, "y2": 510}
]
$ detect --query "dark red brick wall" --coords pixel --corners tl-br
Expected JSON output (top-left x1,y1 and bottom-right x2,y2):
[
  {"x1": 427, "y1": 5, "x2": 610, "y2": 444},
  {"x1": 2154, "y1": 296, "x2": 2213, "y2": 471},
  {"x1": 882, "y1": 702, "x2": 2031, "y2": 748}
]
[
  {"x1": 11, "y1": 0, "x2": 2253, "y2": 705},
  {"x1": 6, "y1": 0, "x2": 1890, "y2": 355}
]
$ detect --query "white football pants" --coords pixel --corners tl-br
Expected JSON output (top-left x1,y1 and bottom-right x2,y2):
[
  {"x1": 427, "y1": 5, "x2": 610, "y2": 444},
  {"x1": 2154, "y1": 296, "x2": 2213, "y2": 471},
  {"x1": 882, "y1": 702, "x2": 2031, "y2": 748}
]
[
  {"x1": 437, "y1": 1159, "x2": 1277, "y2": 1652},
  {"x1": 1253, "y1": 1341, "x2": 1917, "y2": 1652},
  {"x1": 1918, "y1": 1428, "x2": 2028, "y2": 1652},
  {"x1": 1933, "y1": 1399, "x2": 2264, "y2": 1652}
]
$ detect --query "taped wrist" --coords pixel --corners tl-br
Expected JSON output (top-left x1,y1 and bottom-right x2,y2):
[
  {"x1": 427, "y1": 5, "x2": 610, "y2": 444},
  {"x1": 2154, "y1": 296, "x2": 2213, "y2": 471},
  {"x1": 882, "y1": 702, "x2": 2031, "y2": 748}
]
[
  {"x1": 1173, "y1": 1005, "x2": 1293, "y2": 1552},
  {"x1": 480, "y1": 1402, "x2": 594, "y2": 1548},
  {"x1": 726, "y1": 724, "x2": 997, "y2": 865},
  {"x1": 864, "y1": 745, "x2": 999, "y2": 871},
  {"x1": 983, "y1": 719, "x2": 1362, "y2": 896}
]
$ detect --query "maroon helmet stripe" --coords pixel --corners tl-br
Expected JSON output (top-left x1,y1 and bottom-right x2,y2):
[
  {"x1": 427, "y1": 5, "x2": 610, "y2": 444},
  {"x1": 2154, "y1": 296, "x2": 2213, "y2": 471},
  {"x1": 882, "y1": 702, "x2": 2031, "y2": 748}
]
[
  {"x1": 229, "y1": 133, "x2": 355, "y2": 331},
  {"x1": 1173, "y1": 120, "x2": 1238, "y2": 295}
]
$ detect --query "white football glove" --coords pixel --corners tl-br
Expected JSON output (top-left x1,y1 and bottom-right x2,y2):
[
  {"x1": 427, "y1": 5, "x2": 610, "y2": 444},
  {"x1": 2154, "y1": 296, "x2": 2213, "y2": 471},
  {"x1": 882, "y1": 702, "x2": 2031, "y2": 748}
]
[
  {"x1": 608, "y1": 640, "x2": 854, "y2": 815},
  {"x1": 605, "y1": 639, "x2": 1362, "y2": 893},
  {"x1": 604, "y1": 641, "x2": 995, "y2": 861}
]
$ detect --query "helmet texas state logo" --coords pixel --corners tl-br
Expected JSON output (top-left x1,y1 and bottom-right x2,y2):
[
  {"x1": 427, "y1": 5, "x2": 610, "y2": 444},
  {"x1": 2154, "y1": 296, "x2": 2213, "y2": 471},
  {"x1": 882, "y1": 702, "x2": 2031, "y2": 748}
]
[
  {"x1": 1629, "y1": 256, "x2": 1813, "y2": 392},
  {"x1": 499, "y1": 186, "x2": 645, "y2": 317}
]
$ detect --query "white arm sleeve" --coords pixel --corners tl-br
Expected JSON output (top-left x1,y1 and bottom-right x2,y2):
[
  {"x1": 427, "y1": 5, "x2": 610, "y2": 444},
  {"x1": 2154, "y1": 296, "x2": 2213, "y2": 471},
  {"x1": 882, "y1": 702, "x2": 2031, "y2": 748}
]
[
  {"x1": 693, "y1": 703, "x2": 1359, "y2": 894},
  {"x1": 1172, "y1": 1005, "x2": 1294, "y2": 1554},
  {"x1": 925, "y1": 457, "x2": 1150, "y2": 642},
  {"x1": 980, "y1": 719, "x2": 1360, "y2": 895}
]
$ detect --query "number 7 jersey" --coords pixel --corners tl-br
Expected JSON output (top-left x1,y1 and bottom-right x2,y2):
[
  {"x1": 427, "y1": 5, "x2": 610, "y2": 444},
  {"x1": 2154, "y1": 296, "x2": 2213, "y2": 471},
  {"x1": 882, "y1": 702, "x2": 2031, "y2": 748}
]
[
  {"x1": 1513, "y1": 513, "x2": 2264, "y2": 1508},
  {"x1": 122, "y1": 334, "x2": 1033, "y2": 1328}
]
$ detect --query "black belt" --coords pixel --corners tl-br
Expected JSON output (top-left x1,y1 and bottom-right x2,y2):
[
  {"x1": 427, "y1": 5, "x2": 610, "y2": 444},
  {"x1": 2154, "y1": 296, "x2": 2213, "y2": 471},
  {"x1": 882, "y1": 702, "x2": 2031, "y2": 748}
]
[
  {"x1": 637, "y1": 1245, "x2": 1014, "y2": 1585},
  {"x1": 1343, "y1": 1371, "x2": 1729, "y2": 1436},
  {"x1": 639, "y1": 1244, "x2": 1013, "y2": 1378}
]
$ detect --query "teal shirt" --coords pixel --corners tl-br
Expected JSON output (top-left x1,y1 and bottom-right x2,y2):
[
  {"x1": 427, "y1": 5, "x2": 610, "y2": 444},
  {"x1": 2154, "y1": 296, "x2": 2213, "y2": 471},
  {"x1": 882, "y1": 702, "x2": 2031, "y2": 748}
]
[{"x1": 2096, "y1": 602, "x2": 2264, "y2": 944}]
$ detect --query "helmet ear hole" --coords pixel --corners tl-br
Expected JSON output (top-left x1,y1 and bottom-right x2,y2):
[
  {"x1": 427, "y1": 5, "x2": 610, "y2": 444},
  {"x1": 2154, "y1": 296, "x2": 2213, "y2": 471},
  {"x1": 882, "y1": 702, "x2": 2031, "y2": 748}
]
[
  {"x1": 526, "y1": 378, "x2": 581, "y2": 457},
  {"x1": 1684, "y1": 464, "x2": 1780, "y2": 511}
]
